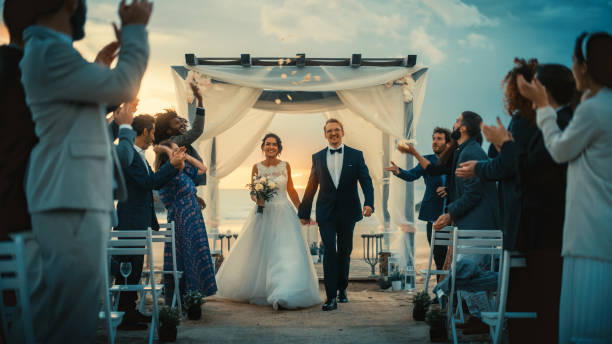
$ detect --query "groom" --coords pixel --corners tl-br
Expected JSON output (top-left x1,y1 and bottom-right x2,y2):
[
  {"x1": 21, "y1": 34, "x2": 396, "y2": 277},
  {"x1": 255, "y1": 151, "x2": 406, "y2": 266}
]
[{"x1": 299, "y1": 118, "x2": 374, "y2": 311}]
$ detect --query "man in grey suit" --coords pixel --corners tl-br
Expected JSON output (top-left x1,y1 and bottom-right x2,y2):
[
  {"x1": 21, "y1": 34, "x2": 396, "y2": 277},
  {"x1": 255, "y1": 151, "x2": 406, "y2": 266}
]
[{"x1": 18, "y1": 0, "x2": 153, "y2": 342}]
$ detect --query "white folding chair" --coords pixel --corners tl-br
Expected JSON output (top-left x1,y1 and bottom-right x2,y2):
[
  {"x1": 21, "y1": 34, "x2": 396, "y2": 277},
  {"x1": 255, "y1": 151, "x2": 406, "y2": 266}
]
[
  {"x1": 448, "y1": 229, "x2": 503, "y2": 344},
  {"x1": 108, "y1": 228, "x2": 162, "y2": 344},
  {"x1": 420, "y1": 226, "x2": 454, "y2": 292},
  {"x1": 139, "y1": 222, "x2": 183, "y2": 315},
  {"x1": 481, "y1": 250, "x2": 537, "y2": 344},
  {"x1": 99, "y1": 254, "x2": 124, "y2": 344},
  {"x1": 0, "y1": 233, "x2": 34, "y2": 344}
]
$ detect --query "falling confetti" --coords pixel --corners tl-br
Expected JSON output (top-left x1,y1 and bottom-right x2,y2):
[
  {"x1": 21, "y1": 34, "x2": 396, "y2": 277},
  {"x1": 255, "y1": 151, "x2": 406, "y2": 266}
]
[
  {"x1": 287, "y1": 94, "x2": 293, "y2": 101},
  {"x1": 285, "y1": 58, "x2": 292, "y2": 64},
  {"x1": 266, "y1": 67, "x2": 273, "y2": 72},
  {"x1": 275, "y1": 99, "x2": 281, "y2": 104},
  {"x1": 314, "y1": 75, "x2": 321, "y2": 81},
  {"x1": 281, "y1": 73, "x2": 287, "y2": 79},
  {"x1": 303, "y1": 73, "x2": 312, "y2": 82},
  {"x1": 290, "y1": 70, "x2": 297, "y2": 75}
]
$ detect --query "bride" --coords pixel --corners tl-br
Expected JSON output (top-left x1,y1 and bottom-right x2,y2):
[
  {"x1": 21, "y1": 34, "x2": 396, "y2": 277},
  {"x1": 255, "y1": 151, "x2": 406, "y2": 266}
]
[{"x1": 215, "y1": 133, "x2": 322, "y2": 309}]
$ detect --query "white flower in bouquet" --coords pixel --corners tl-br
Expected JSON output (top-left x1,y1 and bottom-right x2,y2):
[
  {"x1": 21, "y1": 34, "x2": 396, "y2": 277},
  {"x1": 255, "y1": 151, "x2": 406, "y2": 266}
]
[
  {"x1": 255, "y1": 183, "x2": 264, "y2": 191},
  {"x1": 268, "y1": 181, "x2": 276, "y2": 189},
  {"x1": 259, "y1": 177, "x2": 267, "y2": 183}
]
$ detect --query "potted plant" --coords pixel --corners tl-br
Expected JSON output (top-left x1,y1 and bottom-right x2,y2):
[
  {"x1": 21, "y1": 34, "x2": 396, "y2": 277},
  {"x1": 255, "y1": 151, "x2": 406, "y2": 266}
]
[
  {"x1": 183, "y1": 290, "x2": 204, "y2": 320},
  {"x1": 159, "y1": 306, "x2": 180, "y2": 342},
  {"x1": 426, "y1": 305, "x2": 448, "y2": 342},
  {"x1": 309, "y1": 242, "x2": 318, "y2": 263},
  {"x1": 388, "y1": 270, "x2": 402, "y2": 291},
  {"x1": 376, "y1": 276, "x2": 391, "y2": 290},
  {"x1": 412, "y1": 290, "x2": 431, "y2": 321}
]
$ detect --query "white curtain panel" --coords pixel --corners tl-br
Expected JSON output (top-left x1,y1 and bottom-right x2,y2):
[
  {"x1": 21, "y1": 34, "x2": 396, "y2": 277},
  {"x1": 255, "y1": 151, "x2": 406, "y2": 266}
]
[{"x1": 411, "y1": 71, "x2": 429, "y2": 129}]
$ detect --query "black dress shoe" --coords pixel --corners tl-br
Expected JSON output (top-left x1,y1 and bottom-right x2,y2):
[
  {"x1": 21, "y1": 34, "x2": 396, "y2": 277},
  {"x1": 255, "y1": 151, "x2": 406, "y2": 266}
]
[
  {"x1": 337, "y1": 290, "x2": 348, "y2": 303},
  {"x1": 322, "y1": 299, "x2": 338, "y2": 311}
]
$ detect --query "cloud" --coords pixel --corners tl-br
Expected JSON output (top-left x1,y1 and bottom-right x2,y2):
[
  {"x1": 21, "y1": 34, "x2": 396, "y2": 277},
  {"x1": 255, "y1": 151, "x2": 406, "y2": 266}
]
[
  {"x1": 458, "y1": 33, "x2": 493, "y2": 50},
  {"x1": 409, "y1": 26, "x2": 446, "y2": 64},
  {"x1": 260, "y1": 0, "x2": 402, "y2": 43},
  {"x1": 423, "y1": 0, "x2": 499, "y2": 27}
]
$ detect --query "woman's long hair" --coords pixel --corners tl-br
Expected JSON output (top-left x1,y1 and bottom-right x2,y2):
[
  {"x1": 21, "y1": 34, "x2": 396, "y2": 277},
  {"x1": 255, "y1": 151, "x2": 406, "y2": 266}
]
[
  {"x1": 536, "y1": 64, "x2": 581, "y2": 111},
  {"x1": 502, "y1": 58, "x2": 539, "y2": 124}
]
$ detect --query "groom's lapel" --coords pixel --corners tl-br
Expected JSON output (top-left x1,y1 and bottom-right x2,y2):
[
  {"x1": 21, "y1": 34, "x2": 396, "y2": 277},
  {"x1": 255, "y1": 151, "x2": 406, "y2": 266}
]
[
  {"x1": 319, "y1": 149, "x2": 336, "y2": 189},
  {"x1": 337, "y1": 146, "x2": 350, "y2": 186}
]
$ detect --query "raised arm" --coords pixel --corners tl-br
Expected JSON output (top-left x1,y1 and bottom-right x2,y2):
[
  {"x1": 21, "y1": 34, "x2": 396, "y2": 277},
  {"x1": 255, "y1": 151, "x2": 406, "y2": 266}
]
[
  {"x1": 185, "y1": 154, "x2": 207, "y2": 175},
  {"x1": 285, "y1": 163, "x2": 301, "y2": 209},
  {"x1": 298, "y1": 155, "x2": 319, "y2": 220},
  {"x1": 172, "y1": 83, "x2": 205, "y2": 147}
]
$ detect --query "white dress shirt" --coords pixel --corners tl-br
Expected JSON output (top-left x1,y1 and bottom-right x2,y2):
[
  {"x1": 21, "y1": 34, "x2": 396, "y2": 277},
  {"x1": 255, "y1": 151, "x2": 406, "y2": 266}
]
[
  {"x1": 133, "y1": 144, "x2": 149, "y2": 174},
  {"x1": 326, "y1": 144, "x2": 344, "y2": 188}
]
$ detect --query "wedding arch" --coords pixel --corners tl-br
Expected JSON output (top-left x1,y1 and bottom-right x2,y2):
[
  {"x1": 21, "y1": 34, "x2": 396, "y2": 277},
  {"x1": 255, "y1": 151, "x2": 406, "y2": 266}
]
[{"x1": 170, "y1": 53, "x2": 429, "y2": 249}]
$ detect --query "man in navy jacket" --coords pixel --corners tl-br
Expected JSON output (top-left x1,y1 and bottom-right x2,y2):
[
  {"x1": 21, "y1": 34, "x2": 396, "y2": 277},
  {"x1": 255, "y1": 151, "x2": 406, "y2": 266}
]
[
  {"x1": 113, "y1": 114, "x2": 185, "y2": 330},
  {"x1": 385, "y1": 127, "x2": 451, "y2": 277}
]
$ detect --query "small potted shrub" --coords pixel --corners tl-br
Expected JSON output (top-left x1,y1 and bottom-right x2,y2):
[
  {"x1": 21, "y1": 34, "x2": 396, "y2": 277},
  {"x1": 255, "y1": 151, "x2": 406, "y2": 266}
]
[
  {"x1": 159, "y1": 306, "x2": 180, "y2": 342},
  {"x1": 388, "y1": 270, "x2": 402, "y2": 291},
  {"x1": 183, "y1": 290, "x2": 204, "y2": 320},
  {"x1": 309, "y1": 242, "x2": 318, "y2": 263},
  {"x1": 426, "y1": 305, "x2": 448, "y2": 342},
  {"x1": 412, "y1": 290, "x2": 431, "y2": 321},
  {"x1": 377, "y1": 276, "x2": 391, "y2": 290}
]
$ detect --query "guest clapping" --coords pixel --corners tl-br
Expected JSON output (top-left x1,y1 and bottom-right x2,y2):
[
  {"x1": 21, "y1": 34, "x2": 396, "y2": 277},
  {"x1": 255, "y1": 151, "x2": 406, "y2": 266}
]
[
  {"x1": 517, "y1": 31, "x2": 612, "y2": 344},
  {"x1": 16, "y1": 0, "x2": 153, "y2": 342}
]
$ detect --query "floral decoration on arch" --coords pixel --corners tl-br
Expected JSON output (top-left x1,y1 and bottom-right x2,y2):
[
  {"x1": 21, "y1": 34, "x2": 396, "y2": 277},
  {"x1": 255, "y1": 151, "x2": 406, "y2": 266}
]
[{"x1": 384, "y1": 74, "x2": 416, "y2": 103}]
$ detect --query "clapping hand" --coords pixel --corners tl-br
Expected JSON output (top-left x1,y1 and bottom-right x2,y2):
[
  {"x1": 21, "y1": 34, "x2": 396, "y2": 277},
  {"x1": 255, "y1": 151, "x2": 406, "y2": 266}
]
[
  {"x1": 119, "y1": 0, "x2": 154, "y2": 27},
  {"x1": 455, "y1": 160, "x2": 477, "y2": 179},
  {"x1": 385, "y1": 161, "x2": 400, "y2": 176},
  {"x1": 482, "y1": 117, "x2": 513, "y2": 149},
  {"x1": 94, "y1": 41, "x2": 119, "y2": 67},
  {"x1": 516, "y1": 74, "x2": 549, "y2": 109},
  {"x1": 169, "y1": 146, "x2": 187, "y2": 170},
  {"x1": 114, "y1": 98, "x2": 138, "y2": 126}
]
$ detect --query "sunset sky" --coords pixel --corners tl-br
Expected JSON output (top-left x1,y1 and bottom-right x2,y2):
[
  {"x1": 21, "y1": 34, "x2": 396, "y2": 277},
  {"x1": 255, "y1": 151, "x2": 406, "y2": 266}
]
[{"x1": 2, "y1": 0, "x2": 610, "y2": 188}]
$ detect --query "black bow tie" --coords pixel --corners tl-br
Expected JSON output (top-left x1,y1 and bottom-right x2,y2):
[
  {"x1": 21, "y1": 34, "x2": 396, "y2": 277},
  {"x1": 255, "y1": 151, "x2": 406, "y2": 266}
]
[{"x1": 330, "y1": 148, "x2": 342, "y2": 155}]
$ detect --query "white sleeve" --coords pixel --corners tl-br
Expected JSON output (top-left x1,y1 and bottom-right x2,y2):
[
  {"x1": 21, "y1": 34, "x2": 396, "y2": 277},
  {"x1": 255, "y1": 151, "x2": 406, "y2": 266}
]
[{"x1": 537, "y1": 103, "x2": 601, "y2": 163}]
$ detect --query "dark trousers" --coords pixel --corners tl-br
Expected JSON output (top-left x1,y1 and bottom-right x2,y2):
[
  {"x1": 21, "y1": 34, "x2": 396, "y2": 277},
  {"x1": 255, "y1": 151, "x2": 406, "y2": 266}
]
[
  {"x1": 111, "y1": 254, "x2": 144, "y2": 313},
  {"x1": 507, "y1": 248, "x2": 562, "y2": 343},
  {"x1": 318, "y1": 216, "x2": 356, "y2": 301},
  {"x1": 426, "y1": 221, "x2": 448, "y2": 280}
]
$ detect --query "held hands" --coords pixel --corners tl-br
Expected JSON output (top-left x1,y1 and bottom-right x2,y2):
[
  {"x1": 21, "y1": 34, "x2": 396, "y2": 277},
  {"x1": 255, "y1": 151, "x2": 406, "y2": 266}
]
[
  {"x1": 455, "y1": 160, "x2": 477, "y2": 179},
  {"x1": 433, "y1": 213, "x2": 452, "y2": 230},
  {"x1": 363, "y1": 206, "x2": 373, "y2": 217},
  {"x1": 436, "y1": 186, "x2": 447, "y2": 198},
  {"x1": 482, "y1": 117, "x2": 513, "y2": 149},
  {"x1": 384, "y1": 161, "x2": 400, "y2": 176},
  {"x1": 119, "y1": 0, "x2": 154, "y2": 27}
]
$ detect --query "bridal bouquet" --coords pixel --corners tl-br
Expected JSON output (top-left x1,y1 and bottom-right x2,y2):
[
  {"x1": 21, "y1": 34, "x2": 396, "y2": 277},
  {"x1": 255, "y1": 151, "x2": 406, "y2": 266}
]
[{"x1": 247, "y1": 176, "x2": 278, "y2": 213}]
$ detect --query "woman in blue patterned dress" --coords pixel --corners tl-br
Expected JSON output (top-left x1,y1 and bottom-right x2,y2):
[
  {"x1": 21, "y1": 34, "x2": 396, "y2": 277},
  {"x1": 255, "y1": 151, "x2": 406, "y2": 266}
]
[{"x1": 154, "y1": 141, "x2": 217, "y2": 303}]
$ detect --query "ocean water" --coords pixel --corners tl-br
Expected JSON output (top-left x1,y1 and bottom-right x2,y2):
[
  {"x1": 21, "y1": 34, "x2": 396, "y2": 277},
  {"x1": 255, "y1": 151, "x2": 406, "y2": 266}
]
[{"x1": 214, "y1": 184, "x2": 429, "y2": 234}]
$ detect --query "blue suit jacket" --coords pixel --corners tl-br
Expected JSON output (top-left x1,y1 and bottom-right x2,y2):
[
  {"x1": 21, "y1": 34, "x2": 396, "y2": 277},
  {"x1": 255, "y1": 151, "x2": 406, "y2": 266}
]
[
  {"x1": 396, "y1": 154, "x2": 446, "y2": 222},
  {"x1": 298, "y1": 145, "x2": 374, "y2": 223},
  {"x1": 115, "y1": 147, "x2": 178, "y2": 231}
]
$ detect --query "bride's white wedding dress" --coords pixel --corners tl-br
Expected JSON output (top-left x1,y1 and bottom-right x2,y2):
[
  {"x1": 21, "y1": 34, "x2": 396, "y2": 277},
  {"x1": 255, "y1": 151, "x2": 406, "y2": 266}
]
[{"x1": 215, "y1": 161, "x2": 322, "y2": 309}]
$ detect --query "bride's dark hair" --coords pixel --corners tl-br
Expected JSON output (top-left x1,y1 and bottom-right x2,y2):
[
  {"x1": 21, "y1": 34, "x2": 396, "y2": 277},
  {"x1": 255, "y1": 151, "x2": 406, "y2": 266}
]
[{"x1": 261, "y1": 133, "x2": 283, "y2": 155}]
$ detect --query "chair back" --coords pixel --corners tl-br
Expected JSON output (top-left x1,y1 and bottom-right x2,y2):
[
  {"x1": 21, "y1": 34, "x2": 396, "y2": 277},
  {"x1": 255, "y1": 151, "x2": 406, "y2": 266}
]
[{"x1": 0, "y1": 234, "x2": 35, "y2": 344}]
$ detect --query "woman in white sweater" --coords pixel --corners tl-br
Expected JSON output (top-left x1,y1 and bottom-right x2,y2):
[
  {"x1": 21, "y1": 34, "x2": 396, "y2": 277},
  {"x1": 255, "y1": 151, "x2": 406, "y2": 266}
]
[{"x1": 518, "y1": 31, "x2": 612, "y2": 344}]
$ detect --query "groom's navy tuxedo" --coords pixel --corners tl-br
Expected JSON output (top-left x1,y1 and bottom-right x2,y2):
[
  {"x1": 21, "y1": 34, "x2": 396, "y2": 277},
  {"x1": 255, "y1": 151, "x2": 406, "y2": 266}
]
[{"x1": 299, "y1": 145, "x2": 374, "y2": 301}]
